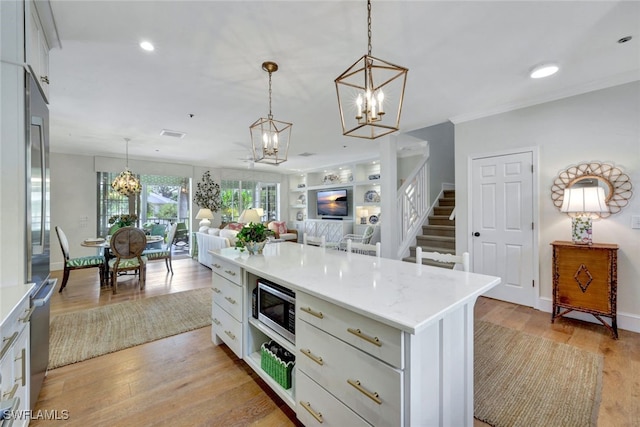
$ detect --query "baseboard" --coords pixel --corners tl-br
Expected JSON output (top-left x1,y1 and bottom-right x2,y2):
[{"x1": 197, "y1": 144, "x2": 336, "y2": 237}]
[{"x1": 538, "y1": 297, "x2": 640, "y2": 334}]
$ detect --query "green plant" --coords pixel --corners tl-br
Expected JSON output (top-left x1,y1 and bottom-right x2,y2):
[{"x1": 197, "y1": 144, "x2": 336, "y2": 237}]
[
  {"x1": 235, "y1": 222, "x2": 273, "y2": 250},
  {"x1": 194, "y1": 171, "x2": 221, "y2": 212},
  {"x1": 108, "y1": 213, "x2": 138, "y2": 228}
]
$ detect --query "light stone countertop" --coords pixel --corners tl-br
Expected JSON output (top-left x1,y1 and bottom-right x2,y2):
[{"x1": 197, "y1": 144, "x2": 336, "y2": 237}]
[
  {"x1": 210, "y1": 243, "x2": 500, "y2": 334},
  {"x1": 0, "y1": 283, "x2": 34, "y2": 327}
]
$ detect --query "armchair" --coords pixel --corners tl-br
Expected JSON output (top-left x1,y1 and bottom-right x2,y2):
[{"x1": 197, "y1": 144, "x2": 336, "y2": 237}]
[
  {"x1": 331, "y1": 224, "x2": 380, "y2": 256},
  {"x1": 267, "y1": 221, "x2": 298, "y2": 242}
]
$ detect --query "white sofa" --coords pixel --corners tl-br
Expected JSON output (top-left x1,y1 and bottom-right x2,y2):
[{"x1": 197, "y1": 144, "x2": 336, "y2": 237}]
[{"x1": 195, "y1": 232, "x2": 231, "y2": 268}]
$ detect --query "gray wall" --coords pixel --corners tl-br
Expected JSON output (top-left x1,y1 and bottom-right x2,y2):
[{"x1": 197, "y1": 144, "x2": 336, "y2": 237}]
[{"x1": 409, "y1": 121, "x2": 455, "y2": 203}]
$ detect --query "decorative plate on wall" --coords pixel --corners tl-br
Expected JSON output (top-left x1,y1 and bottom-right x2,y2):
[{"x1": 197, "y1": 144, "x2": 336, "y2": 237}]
[
  {"x1": 364, "y1": 190, "x2": 380, "y2": 203},
  {"x1": 296, "y1": 211, "x2": 304, "y2": 221},
  {"x1": 368, "y1": 214, "x2": 379, "y2": 225}
]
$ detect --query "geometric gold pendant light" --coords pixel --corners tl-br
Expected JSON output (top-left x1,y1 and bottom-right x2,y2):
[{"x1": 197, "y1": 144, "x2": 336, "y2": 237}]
[
  {"x1": 335, "y1": 0, "x2": 408, "y2": 139},
  {"x1": 250, "y1": 61, "x2": 292, "y2": 165}
]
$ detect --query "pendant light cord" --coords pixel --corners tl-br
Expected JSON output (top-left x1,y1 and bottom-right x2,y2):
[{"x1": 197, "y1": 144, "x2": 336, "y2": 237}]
[{"x1": 367, "y1": 0, "x2": 372, "y2": 56}]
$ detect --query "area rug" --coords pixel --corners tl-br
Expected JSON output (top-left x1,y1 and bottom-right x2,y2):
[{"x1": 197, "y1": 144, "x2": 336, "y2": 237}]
[
  {"x1": 48, "y1": 288, "x2": 211, "y2": 369},
  {"x1": 474, "y1": 321, "x2": 603, "y2": 427}
]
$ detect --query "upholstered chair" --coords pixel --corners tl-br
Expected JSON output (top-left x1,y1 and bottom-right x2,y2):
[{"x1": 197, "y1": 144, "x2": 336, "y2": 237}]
[
  {"x1": 109, "y1": 227, "x2": 148, "y2": 294},
  {"x1": 55, "y1": 226, "x2": 106, "y2": 292}
]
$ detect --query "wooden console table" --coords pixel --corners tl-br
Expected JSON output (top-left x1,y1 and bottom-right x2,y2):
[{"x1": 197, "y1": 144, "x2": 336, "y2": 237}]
[{"x1": 551, "y1": 240, "x2": 619, "y2": 338}]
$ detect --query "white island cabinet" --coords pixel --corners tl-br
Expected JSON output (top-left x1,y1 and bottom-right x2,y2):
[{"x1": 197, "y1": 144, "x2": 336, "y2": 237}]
[
  {"x1": 209, "y1": 243, "x2": 500, "y2": 426},
  {"x1": 1, "y1": 284, "x2": 34, "y2": 427}
]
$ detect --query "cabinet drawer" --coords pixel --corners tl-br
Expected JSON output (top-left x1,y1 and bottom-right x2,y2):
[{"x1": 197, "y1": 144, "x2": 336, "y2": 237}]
[
  {"x1": 297, "y1": 320, "x2": 402, "y2": 427},
  {"x1": 211, "y1": 258, "x2": 241, "y2": 285},
  {"x1": 297, "y1": 292, "x2": 403, "y2": 368},
  {"x1": 296, "y1": 371, "x2": 371, "y2": 427},
  {"x1": 1, "y1": 296, "x2": 30, "y2": 358},
  {"x1": 212, "y1": 275, "x2": 243, "y2": 322},
  {"x1": 211, "y1": 302, "x2": 243, "y2": 358}
]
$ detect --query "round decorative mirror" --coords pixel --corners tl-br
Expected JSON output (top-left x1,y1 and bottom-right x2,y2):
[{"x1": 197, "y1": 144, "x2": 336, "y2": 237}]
[{"x1": 551, "y1": 162, "x2": 633, "y2": 218}]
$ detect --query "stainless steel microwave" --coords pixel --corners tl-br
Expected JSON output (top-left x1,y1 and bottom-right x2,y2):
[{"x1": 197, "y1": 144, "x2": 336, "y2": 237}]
[{"x1": 257, "y1": 279, "x2": 295, "y2": 343}]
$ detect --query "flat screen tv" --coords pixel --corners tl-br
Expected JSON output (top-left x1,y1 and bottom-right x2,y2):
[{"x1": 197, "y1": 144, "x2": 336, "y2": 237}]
[{"x1": 317, "y1": 189, "x2": 348, "y2": 217}]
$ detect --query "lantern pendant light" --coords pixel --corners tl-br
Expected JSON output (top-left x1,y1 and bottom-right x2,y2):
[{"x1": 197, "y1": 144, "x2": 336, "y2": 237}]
[
  {"x1": 335, "y1": 0, "x2": 408, "y2": 139},
  {"x1": 250, "y1": 61, "x2": 292, "y2": 165}
]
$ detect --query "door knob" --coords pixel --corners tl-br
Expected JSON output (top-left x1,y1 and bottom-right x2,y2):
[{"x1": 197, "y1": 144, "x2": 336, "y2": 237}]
[{"x1": 473, "y1": 232, "x2": 480, "y2": 237}]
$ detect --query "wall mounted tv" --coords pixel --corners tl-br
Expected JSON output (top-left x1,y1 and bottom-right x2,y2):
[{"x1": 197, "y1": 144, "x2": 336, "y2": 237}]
[{"x1": 317, "y1": 189, "x2": 348, "y2": 217}]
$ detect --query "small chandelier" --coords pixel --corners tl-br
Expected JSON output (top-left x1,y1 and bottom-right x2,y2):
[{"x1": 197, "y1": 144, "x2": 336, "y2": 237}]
[
  {"x1": 335, "y1": 0, "x2": 408, "y2": 139},
  {"x1": 250, "y1": 61, "x2": 292, "y2": 165},
  {"x1": 111, "y1": 138, "x2": 141, "y2": 196}
]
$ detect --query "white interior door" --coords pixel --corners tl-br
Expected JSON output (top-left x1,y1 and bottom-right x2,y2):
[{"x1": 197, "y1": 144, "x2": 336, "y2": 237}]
[{"x1": 471, "y1": 151, "x2": 535, "y2": 307}]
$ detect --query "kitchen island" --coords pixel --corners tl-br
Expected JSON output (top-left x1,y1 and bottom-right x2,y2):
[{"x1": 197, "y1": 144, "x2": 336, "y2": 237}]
[{"x1": 209, "y1": 243, "x2": 500, "y2": 426}]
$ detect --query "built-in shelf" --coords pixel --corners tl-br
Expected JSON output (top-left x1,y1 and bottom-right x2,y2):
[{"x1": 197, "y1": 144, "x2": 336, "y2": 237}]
[
  {"x1": 245, "y1": 351, "x2": 295, "y2": 409},
  {"x1": 248, "y1": 317, "x2": 296, "y2": 354}
]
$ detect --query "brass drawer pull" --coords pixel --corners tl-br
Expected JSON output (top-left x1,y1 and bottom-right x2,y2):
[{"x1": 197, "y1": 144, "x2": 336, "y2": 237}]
[
  {"x1": 1, "y1": 332, "x2": 18, "y2": 360},
  {"x1": 300, "y1": 401, "x2": 323, "y2": 423},
  {"x1": 347, "y1": 379, "x2": 382, "y2": 405},
  {"x1": 224, "y1": 270, "x2": 236, "y2": 276},
  {"x1": 224, "y1": 296, "x2": 237, "y2": 305},
  {"x1": 2, "y1": 383, "x2": 18, "y2": 400},
  {"x1": 20, "y1": 306, "x2": 36, "y2": 323},
  {"x1": 212, "y1": 318, "x2": 221, "y2": 326},
  {"x1": 300, "y1": 348, "x2": 324, "y2": 366},
  {"x1": 224, "y1": 330, "x2": 236, "y2": 340},
  {"x1": 212, "y1": 287, "x2": 221, "y2": 293},
  {"x1": 16, "y1": 348, "x2": 26, "y2": 386},
  {"x1": 213, "y1": 263, "x2": 222, "y2": 269},
  {"x1": 347, "y1": 328, "x2": 381, "y2": 347},
  {"x1": 300, "y1": 306, "x2": 324, "y2": 319}
]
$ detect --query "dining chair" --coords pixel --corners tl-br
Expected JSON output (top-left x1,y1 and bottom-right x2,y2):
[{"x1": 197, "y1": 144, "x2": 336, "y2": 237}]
[
  {"x1": 415, "y1": 247, "x2": 470, "y2": 272},
  {"x1": 109, "y1": 227, "x2": 148, "y2": 294},
  {"x1": 55, "y1": 226, "x2": 106, "y2": 292},
  {"x1": 142, "y1": 223, "x2": 177, "y2": 274}
]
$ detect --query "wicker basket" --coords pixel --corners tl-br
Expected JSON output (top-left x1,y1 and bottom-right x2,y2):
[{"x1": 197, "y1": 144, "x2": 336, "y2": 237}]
[{"x1": 261, "y1": 341, "x2": 295, "y2": 389}]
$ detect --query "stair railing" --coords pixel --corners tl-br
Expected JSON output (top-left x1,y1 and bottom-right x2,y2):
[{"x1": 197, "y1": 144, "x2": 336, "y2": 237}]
[{"x1": 396, "y1": 158, "x2": 430, "y2": 258}]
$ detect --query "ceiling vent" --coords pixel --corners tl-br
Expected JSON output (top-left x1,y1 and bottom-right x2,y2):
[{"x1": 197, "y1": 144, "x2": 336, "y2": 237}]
[
  {"x1": 298, "y1": 152, "x2": 316, "y2": 157},
  {"x1": 160, "y1": 129, "x2": 186, "y2": 139}
]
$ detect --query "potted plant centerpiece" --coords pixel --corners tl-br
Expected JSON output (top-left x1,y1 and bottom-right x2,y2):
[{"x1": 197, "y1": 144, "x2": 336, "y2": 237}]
[
  {"x1": 235, "y1": 222, "x2": 273, "y2": 254},
  {"x1": 108, "y1": 213, "x2": 138, "y2": 233}
]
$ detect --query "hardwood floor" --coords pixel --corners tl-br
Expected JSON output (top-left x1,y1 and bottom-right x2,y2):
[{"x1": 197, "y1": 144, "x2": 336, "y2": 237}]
[{"x1": 33, "y1": 257, "x2": 639, "y2": 426}]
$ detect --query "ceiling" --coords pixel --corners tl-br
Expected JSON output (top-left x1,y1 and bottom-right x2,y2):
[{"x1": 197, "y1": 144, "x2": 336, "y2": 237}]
[{"x1": 46, "y1": 0, "x2": 640, "y2": 173}]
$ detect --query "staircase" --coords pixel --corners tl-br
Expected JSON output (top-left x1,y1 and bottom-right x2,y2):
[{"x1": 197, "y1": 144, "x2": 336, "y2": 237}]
[{"x1": 403, "y1": 190, "x2": 456, "y2": 268}]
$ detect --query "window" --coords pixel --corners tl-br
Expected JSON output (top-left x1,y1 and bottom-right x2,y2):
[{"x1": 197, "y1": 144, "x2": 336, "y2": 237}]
[
  {"x1": 97, "y1": 173, "x2": 190, "y2": 237},
  {"x1": 221, "y1": 180, "x2": 279, "y2": 222}
]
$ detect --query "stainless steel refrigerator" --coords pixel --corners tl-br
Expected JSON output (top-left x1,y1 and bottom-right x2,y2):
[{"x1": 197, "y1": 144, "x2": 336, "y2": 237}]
[{"x1": 26, "y1": 71, "x2": 55, "y2": 410}]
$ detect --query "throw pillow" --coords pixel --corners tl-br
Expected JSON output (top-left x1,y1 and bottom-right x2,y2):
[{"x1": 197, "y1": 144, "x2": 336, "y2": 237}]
[
  {"x1": 227, "y1": 222, "x2": 244, "y2": 231},
  {"x1": 272, "y1": 221, "x2": 287, "y2": 235},
  {"x1": 208, "y1": 228, "x2": 220, "y2": 236},
  {"x1": 219, "y1": 228, "x2": 239, "y2": 246}
]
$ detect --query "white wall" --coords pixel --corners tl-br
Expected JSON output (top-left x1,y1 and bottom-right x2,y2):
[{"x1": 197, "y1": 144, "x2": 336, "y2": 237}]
[
  {"x1": 455, "y1": 81, "x2": 640, "y2": 331},
  {"x1": 50, "y1": 153, "x2": 98, "y2": 270}
]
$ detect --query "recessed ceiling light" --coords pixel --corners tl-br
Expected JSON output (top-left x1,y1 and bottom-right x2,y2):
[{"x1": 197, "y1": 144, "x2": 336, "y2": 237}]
[
  {"x1": 139, "y1": 41, "x2": 154, "y2": 51},
  {"x1": 530, "y1": 63, "x2": 559, "y2": 79}
]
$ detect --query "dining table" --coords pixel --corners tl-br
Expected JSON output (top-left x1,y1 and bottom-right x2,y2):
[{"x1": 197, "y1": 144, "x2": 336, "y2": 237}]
[{"x1": 81, "y1": 234, "x2": 164, "y2": 285}]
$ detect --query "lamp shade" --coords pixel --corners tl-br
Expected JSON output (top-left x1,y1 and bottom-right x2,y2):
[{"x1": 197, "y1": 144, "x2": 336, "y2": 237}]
[
  {"x1": 561, "y1": 187, "x2": 609, "y2": 214},
  {"x1": 238, "y1": 208, "x2": 262, "y2": 224},
  {"x1": 195, "y1": 208, "x2": 214, "y2": 220},
  {"x1": 196, "y1": 208, "x2": 214, "y2": 231}
]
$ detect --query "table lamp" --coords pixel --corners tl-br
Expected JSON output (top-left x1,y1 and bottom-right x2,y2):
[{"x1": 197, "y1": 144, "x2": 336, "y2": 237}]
[
  {"x1": 195, "y1": 208, "x2": 214, "y2": 232},
  {"x1": 560, "y1": 186, "x2": 609, "y2": 244},
  {"x1": 360, "y1": 209, "x2": 369, "y2": 224},
  {"x1": 238, "y1": 208, "x2": 262, "y2": 224}
]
